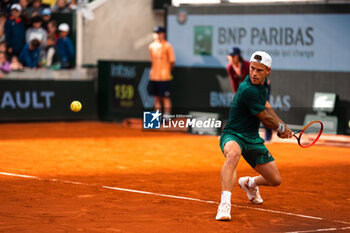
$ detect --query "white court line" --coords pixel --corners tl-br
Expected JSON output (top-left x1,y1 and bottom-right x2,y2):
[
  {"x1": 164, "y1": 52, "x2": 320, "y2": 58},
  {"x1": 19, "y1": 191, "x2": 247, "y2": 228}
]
[
  {"x1": 231, "y1": 204, "x2": 322, "y2": 220},
  {"x1": 1, "y1": 171, "x2": 350, "y2": 226},
  {"x1": 0, "y1": 172, "x2": 38, "y2": 179},
  {"x1": 103, "y1": 186, "x2": 217, "y2": 204},
  {"x1": 103, "y1": 186, "x2": 322, "y2": 220},
  {"x1": 286, "y1": 226, "x2": 350, "y2": 233},
  {"x1": 101, "y1": 186, "x2": 328, "y2": 221}
]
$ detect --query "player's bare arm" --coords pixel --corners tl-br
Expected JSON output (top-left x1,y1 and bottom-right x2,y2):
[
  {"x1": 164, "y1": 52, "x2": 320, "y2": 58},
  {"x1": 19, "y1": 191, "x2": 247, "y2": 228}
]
[
  {"x1": 265, "y1": 101, "x2": 292, "y2": 137},
  {"x1": 265, "y1": 101, "x2": 293, "y2": 138},
  {"x1": 265, "y1": 101, "x2": 284, "y2": 124},
  {"x1": 255, "y1": 105, "x2": 292, "y2": 138},
  {"x1": 255, "y1": 109, "x2": 278, "y2": 130}
]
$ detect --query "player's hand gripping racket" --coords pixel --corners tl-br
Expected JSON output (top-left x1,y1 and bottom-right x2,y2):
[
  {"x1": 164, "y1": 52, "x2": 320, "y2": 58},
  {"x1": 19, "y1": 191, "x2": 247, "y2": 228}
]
[{"x1": 280, "y1": 120, "x2": 323, "y2": 148}]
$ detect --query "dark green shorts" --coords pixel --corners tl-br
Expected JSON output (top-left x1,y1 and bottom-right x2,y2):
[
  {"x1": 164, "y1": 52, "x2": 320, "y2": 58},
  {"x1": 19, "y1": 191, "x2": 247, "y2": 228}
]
[{"x1": 220, "y1": 133, "x2": 274, "y2": 168}]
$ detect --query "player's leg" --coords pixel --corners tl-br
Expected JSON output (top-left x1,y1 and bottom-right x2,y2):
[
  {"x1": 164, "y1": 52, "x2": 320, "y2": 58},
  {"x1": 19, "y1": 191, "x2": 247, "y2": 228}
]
[
  {"x1": 162, "y1": 97, "x2": 172, "y2": 115},
  {"x1": 216, "y1": 139, "x2": 242, "y2": 221},
  {"x1": 253, "y1": 161, "x2": 281, "y2": 187},
  {"x1": 238, "y1": 144, "x2": 276, "y2": 204},
  {"x1": 238, "y1": 161, "x2": 281, "y2": 204},
  {"x1": 154, "y1": 96, "x2": 161, "y2": 111},
  {"x1": 160, "y1": 81, "x2": 171, "y2": 115},
  {"x1": 147, "y1": 81, "x2": 162, "y2": 111},
  {"x1": 221, "y1": 140, "x2": 241, "y2": 191}
]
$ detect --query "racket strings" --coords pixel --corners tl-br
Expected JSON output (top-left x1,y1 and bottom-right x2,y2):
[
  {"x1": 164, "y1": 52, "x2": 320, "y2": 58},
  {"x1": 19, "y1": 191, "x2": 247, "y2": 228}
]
[{"x1": 299, "y1": 122, "x2": 323, "y2": 147}]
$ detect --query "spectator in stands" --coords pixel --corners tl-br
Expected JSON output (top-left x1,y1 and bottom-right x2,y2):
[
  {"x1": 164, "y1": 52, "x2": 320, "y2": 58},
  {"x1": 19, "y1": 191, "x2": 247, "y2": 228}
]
[
  {"x1": 26, "y1": 0, "x2": 33, "y2": 7},
  {"x1": 26, "y1": 16, "x2": 47, "y2": 47},
  {"x1": 0, "y1": 52, "x2": 11, "y2": 77},
  {"x1": 19, "y1": 0, "x2": 30, "y2": 14},
  {"x1": 0, "y1": 0, "x2": 16, "y2": 15},
  {"x1": 47, "y1": 19, "x2": 58, "y2": 41},
  {"x1": 10, "y1": 55, "x2": 24, "y2": 71},
  {"x1": 0, "y1": 41, "x2": 9, "y2": 60},
  {"x1": 0, "y1": 41, "x2": 6, "y2": 53},
  {"x1": 53, "y1": 0, "x2": 71, "y2": 13},
  {"x1": 27, "y1": 0, "x2": 43, "y2": 17},
  {"x1": 69, "y1": 0, "x2": 78, "y2": 11},
  {"x1": 19, "y1": 0, "x2": 29, "y2": 11},
  {"x1": 41, "y1": 8, "x2": 51, "y2": 30},
  {"x1": 19, "y1": 38, "x2": 41, "y2": 68},
  {"x1": 18, "y1": 0, "x2": 32, "y2": 28},
  {"x1": 41, "y1": 34, "x2": 60, "y2": 69},
  {"x1": 57, "y1": 23, "x2": 74, "y2": 69},
  {"x1": 0, "y1": 12, "x2": 7, "y2": 43},
  {"x1": 5, "y1": 4, "x2": 26, "y2": 56}
]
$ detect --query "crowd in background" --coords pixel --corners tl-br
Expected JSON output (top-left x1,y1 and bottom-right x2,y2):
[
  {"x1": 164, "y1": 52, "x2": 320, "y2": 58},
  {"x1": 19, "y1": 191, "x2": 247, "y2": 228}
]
[{"x1": 0, "y1": 0, "x2": 77, "y2": 78}]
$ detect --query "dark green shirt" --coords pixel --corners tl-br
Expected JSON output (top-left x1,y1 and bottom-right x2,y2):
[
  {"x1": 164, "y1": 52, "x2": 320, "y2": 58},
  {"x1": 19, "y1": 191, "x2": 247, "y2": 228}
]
[{"x1": 223, "y1": 75, "x2": 268, "y2": 143}]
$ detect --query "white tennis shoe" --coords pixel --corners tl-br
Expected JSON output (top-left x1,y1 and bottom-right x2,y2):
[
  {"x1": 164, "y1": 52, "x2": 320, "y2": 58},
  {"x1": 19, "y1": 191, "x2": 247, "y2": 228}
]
[
  {"x1": 215, "y1": 202, "x2": 231, "y2": 221},
  {"x1": 238, "y1": 176, "x2": 263, "y2": 204}
]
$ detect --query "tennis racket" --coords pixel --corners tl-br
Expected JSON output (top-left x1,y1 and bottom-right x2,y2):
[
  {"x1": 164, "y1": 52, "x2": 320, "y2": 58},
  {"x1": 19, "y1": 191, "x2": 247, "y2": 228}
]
[
  {"x1": 279, "y1": 120, "x2": 323, "y2": 148},
  {"x1": 293, "y1": 121, "x2": 323, "y2": 148}
]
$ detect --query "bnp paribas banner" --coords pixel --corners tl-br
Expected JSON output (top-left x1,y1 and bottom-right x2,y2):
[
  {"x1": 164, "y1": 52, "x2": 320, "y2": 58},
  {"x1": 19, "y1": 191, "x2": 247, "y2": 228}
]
[{"x1": 168, "y1": 7, "x2": 350, "y2": 72}]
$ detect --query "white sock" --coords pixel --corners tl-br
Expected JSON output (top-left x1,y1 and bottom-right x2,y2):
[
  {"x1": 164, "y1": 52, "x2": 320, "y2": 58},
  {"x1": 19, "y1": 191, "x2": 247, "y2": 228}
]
[
  {"x1": 249, "y1": 177, "x2": 258, "y2": 188},
  {"x1": 221, "y1": 191, "x2": 231, "y2": 204}
]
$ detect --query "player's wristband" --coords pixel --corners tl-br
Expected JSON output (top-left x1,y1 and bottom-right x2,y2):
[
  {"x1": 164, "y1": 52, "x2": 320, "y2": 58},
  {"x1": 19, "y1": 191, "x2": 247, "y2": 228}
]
[{"x1": 277, "y1": 123, "x2": 286, "y2": 134}]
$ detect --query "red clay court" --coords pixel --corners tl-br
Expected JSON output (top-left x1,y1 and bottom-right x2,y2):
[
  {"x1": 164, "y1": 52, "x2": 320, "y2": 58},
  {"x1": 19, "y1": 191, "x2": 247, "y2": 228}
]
[{"x1": 0, "y1": 122, "x2": 350, "y2": 233}]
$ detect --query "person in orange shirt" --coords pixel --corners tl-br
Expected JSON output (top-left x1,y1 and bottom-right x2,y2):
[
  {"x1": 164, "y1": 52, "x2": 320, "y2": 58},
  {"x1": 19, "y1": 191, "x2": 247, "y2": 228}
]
[{"x1": 148, "y1": 26, "x2": 175, "y2": 116}]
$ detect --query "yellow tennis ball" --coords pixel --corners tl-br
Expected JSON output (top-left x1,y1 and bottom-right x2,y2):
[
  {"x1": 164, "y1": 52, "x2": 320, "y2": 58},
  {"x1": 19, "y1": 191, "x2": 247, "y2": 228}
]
[{"x1": 70, "y1": 101, "x2": 82, "y2": 112}]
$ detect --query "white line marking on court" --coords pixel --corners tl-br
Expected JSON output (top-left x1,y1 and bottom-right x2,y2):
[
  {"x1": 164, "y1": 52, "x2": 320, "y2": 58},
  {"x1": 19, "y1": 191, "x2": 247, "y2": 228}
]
[
  {"x1": 333, "y1": 220, "x2": 350, "y2": 225},
  {"x1": 286, "y1": 226, "x2": 350, "y2": 233},
  {"x1": 231, "y1": 204, "x2": 322, "y2": 220},
  {"x1": 102, "y1": 186, "x2": 321, "y2": 220},
  {"x1": 62, "y1": 180, "x2": 86, "y2": 185},
  {"x1": 1, "y1": 171, "x2": 350, "y2": 226},
  {"x1": 102, "y1": 186, "x2": 217, "y2": 204},
  {"x1": 0, "y1": 172, "x2": 38, "y2": 179}
]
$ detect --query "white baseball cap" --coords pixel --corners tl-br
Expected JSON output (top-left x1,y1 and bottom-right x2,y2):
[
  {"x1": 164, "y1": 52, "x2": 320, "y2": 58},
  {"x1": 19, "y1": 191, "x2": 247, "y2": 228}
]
[
  {"x1": 11, "y1": 3, "x2": 22, "y2": 12},
  {"x1": 250, "y1": 51, "x2": 272, "y2": 68},
  {"x1": 58, "y1": 23, "x2": 70, "y2": 32}
]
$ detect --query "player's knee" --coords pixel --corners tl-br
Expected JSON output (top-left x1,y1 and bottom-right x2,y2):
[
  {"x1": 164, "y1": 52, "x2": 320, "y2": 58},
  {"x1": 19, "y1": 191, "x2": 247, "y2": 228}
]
[
  {"x1": 225, "y1": 151, "x2": 240, "y2": 165},
  {"x1": 269, "y1": 176, "x2": 282, "y2": 186}
]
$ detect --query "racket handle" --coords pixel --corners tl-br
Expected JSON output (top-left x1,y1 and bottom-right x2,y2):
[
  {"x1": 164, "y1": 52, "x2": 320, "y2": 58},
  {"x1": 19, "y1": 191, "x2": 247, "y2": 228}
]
[{"x1": 278, "y1": 131, "x2": 297, "y2": 138}]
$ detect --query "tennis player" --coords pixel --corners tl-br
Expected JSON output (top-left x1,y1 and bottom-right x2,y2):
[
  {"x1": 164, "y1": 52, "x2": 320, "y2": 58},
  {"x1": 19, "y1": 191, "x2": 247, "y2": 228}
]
[{"x1": 216, "y1": 51, "x2": 293, "y2": 221}]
